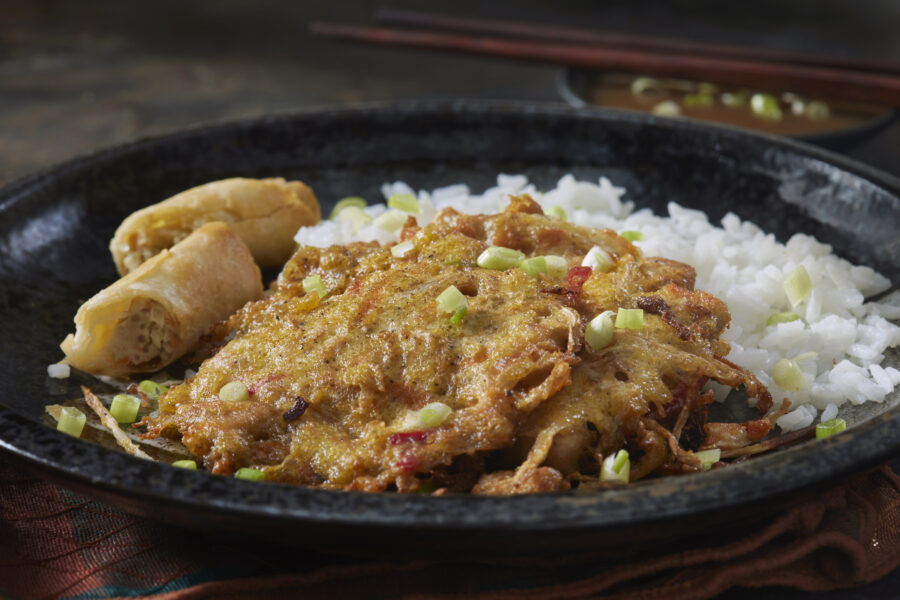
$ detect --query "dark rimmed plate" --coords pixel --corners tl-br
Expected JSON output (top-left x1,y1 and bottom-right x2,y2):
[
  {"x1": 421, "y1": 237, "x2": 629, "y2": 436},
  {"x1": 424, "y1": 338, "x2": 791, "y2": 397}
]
[{"x1": 1, "y1": 101, "x2": 898, "y2": 558}]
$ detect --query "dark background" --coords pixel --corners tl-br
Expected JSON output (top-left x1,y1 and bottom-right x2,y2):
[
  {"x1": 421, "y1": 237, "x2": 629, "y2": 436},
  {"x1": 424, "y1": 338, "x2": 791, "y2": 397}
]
[{"x1": 2, "y1": 1, "x2": 899, "y2": 598}]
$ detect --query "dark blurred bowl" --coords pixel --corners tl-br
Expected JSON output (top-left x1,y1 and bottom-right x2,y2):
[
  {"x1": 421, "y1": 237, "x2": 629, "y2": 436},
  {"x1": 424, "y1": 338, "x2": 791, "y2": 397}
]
[{"x1": 558, "y1": 68, "x2": 900, "y2": 153}]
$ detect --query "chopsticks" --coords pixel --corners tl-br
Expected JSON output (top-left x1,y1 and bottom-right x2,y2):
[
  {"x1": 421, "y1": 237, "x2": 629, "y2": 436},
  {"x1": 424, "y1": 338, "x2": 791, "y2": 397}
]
[{"x1": 309, "y1": 11, "x2": 900, "y2": 107}]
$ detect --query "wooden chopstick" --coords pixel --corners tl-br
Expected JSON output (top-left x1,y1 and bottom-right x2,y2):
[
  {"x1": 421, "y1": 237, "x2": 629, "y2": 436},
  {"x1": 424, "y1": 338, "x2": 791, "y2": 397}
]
[
  {"x1": 309, "y1": 21, "x2": 900, "y2": 106},
  {"x1": 374, "y1": 8, "x2": 900, "y2": 77}
]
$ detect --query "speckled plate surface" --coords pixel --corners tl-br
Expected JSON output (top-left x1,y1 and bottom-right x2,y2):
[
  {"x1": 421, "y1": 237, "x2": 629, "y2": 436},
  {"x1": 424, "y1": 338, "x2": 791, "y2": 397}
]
[{"x1": 1, "y1": 102, "x2": 898, "y2": 558}]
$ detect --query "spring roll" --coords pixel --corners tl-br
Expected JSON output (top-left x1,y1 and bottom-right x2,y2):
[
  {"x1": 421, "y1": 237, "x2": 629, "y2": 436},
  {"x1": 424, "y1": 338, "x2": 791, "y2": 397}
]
[
  {"x1": 110, "y1": 177, "x2": 320, "y2": 275},
  {"x1": 62, "y1": 222, "x2": 262, "y2": 376}
]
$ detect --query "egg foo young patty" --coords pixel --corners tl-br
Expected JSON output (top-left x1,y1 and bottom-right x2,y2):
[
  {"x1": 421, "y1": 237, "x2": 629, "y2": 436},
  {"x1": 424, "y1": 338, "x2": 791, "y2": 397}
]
[{"x1": 142, "y1": 195, "x2": 770, "y2": 494}]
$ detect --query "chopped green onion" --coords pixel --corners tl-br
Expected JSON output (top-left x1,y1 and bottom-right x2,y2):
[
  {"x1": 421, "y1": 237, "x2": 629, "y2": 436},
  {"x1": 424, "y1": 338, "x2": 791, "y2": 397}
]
[
  {"x1": 138, "y1": 379, "x2": 168, "y2": 400},
  {"x1": 416, "y1": 402, "x2": 452, "y2": 428},
  {"x1": 582, "y1": 246, "x2": 613, "y2": 273},
  {"x1": 721, "y1": 92, "x2": 748, "y2": 108},
  {"x1": 783, "y1": 265, "x2": 812, "y2": 306},
  {"x1": 790, "y1": 99, "x2": 806, "y2": 116},
  {"x1": 815, "y1": 418, "x2": 847, "y2": 440},
  {"x1": 302, "y1": 274, "x2": 326, "y2": 298},
  {"x1": 110, "y1": 394, "x2": 141, "y2": 424},
  {"x1": 234, "y1": 467, "x2": 266, "y2": 481},
  {"x1": 391, "y1": 240, "x2": 415, "y2": 258},
  {"x1": 544, "y1": 206, "x2": 566, "y2": 221},
  {"x1": 694, "y1": 448, "x2": 721, "y2": 471},
  {"x1": 336, "y1": 206, "x2": 372, "y2": 232},
  {"x1": 436, "y1": 285, "x2": 468, "y2": 325},
  {"x1": 772, "y1": 358, "x2": 804, "y2": 391},
  {"x1": 683, "y1": 93, "x2": 714, "y2": 108},
  {"x1": 387, "y1": 193, "x2": 419, "y2": 214},
  {"x1": 219, "y1": 381, "x2": 249, "y2": 403},
  {"x1": 652, "y1": 100, "x2": 681, "y2": 117},
  {"x1": 585, "y1": 310, "x2": 616, "y2": 351},
  {"x1": 766, "y1": 312, "x2": 800, "y2": 326},
  {"x1": 805, "y1": 101, "x2": 830, "y2": 120},
  {"x1": 620, "y1": 231, "x2": 644, "y2": 242},
  {"x1": 329, "y1": 196, "x2": 367, "y2": 219},
  {"x1": 172, "y1": 460, "x2": 197, "y2": 469},
  {"x1": 373, "y1": 209, "x2": 408, "y2": 232},
  {"x1": 630, "y1": 76, "x2": 663, "y2": 97},
  {"x1": 57, "y1": 406, "x2": 86, "y2": 438},
  {"x1": 544, "y1": 256, "x2": 568, "y2": 279},
  {"x1": 615, "y1": 308, "x2": 644, "y2": 330},
  {"x1": 519, "y1": 256, "x2": 547, "y2": 277},
  {"x1": 476, "y1": 246, "x2": 525, "y2": 270},
  {"x1": 697, "y1": 82, "x2": 718, "y2": 94},
  {"x1": 750, "y1": 93, "x2": 783, "y2": 121},
  {"x1": 601, "y1": 449, "x2": 630, "y2": 483}
]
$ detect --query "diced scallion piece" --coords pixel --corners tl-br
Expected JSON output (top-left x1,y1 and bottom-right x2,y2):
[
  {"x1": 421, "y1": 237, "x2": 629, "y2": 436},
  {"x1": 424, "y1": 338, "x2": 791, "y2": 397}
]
[
  {"x1": 416, "y1": 402, "x2": 452, "y2": 429},
  {"x1": 601, "y1": 449, "x2": 630, "y2": 483},
  {"x1": 586, "y1": 310, "x2": 616, "y2": 351},
  {"x1": 805, "y1": 100, "x2": 830, "y2": 120},
  {"x1": 751, "y1": 93, "x2": 783, "y2": 121},
  {"x1": 582, "y1": 246, "x2": 613, "y2": 273},
  {"x1": 694, "y1": 448, "x2": 721, "y2": 471},
  {"x1": 329, "y1": 196, "x2": 367, "y2": 219},
  {"x1": 172, "y1": 460, "x2": 197, "y2": 469},
  {"x1": 436, "y1": 285, "x2": 468, "y2": 324},
  {"x1": 336, "y1": 206, "x2": 372, "y2": 232},
  {"x1": 544, "y1": 256, "x2": 568, "y2": 279},
  {"x1": 57, "y1": 406, "x2": 86, "y2": 438},
  {"x1": 303, "y1": 274, "x2": 326, "y2": 298},
  {"x1": 621, "y1": 231, "x2": 644, "y2": 242},
  {"x1": 544, "y1": 206, "x2": 566, "y2": 221},
  {"x1": 476, "y1": 246, "x2": 525, "y2": 270},
  {"x1": 815, "y1": 418, "x2": 847, "y2": 440},
  {"x1": 683, "y1": 93, "x2": 714, "y2": 107},
  {"x1": 652, "y1": 100, "x2": 681, "y2": 117},
  {"x1": 219, "y1": 381, "x2": 249, "y2": 403},
  {"x1": 772, "y1": 358, "x2": 803, "y2": 391},
  {"x1": 373, "y1": 209, "x2": 408, "y2": 232},
  {"x1": 630, "y1": 76, "x2": 662, "y2": 97},
  {"x1": 138, "y1": 379, "x2": 168, "y2": 400},
  {"x1": 110, "y1": 394, "x2": 141, "y2": 424},
  {"x1": 234, "y1": 467, "x2": 266, "y2": 481},
  {"x1": 721, "y1": 92, "x2": 748, "y2": 108},
  {"x1": 387, "y1": 193, "x2": 419, "y2": 214},
  {"x1": 615, "y1": 308, "x2": 644, "y2": 330},
  {"x1": 766, "y1": 312, "x2": 800, "y2": 326},
  {"x1": 783, "y1": 265, "x2": 812, "y2": 306},
  {"x1": 391, "y1": 240, "x2": 415, "y2": 258},
  {"x1": 519, "y1": 256, "x2": 547, "y2": 277}
]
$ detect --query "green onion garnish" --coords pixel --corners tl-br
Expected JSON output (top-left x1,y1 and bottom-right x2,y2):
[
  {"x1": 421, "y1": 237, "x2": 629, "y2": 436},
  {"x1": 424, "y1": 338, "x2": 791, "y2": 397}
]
[
  {"x1": 601, "y1": 449, "x2": 630, "y2": 483},
  {"x1": 783, "y1": 265, "x2": 812, "y2": 306},
  {"x1": 476, "y1": 246, "x2": 525, "y2": 270},
  {"x1": 694, "y1": 448, "x2": 721, "y2": 471},
  {"x1": 172, "y1": 460, "x2": 197, "y2": 469},
  {"x1": 416, "y1": 402, "x2": 452, "y2": 429},
  {"x1": 585, "y1": 310, "x2": 615, "y2": 351},
  {"x1": 519, "y1": 256, "x2": 547, "y2": 277},
  {"x1": 219, "y1": 381, "x2": 249, "y2": 403},
  {"x1": 815, "y1": 418, "x2": 847, "y2": 440},
  {"x1": 630, "y1": 76, "x2": 662, "y2": 97},
  {"x1": 721, "y1": 92, "x2": 748, "y2": 108},
  {"x1": 766, "y1": 312, "x2": 800, "y2": 327},
  {"x1": 750, "y1": 93, "x2": 783, "y2": 121},
  {"x1": 805, "y1": 100, "x2": 830, "y2": 120},
  {"x1": 373, "y1": 209, "x2": 408, "y2": 232},
  {"x1": 234, "y1": 467, "x2": 266, "y2": 481},
  {"x1": 615, "y1": 308, "x2": 644, "y2": 330},
  {"x1": 302, "y1": 274, "x2": 326, "y2": 298},
  {"x1": 544, "y1": 206, "x2": 567, "y2": 221},
  {"x1": 683, "y1": 93, "x2": 714, "y2": 108},
  {"x1": 620, "y1": 231, "x2": 644, "y2": 242},
  {"x1": 138, "y1": 379, "x2": 168, "y2": 401},
  {"x1": 582, "y1": 246, "x2": 613, "y2": 273},
  {"x1": 772, "y1": 358, "x2": 803, "y2": 391},
  {"x1": 57, "y1": 406, "x2": 86, "y2": 438},
  {"x1": 387, "y1": 193, "x2": 419, "y2": 214},
  {"x1": 391, "y1": 240, "x2": 415, "y2": 258},
  {"x1": 329, "y1": 196, "x2": 367, "y2": 219},
  {"x1": 436, "y1": 285, "x2": 468, "y2": 324},
  {"x1": 544, "y1": 256, "x2": 568, "y2": 279},
  {"x1": 335, "y1": 206, "x2": 372, "y2": 232},
  {"x1": 110, "y1": 394, "x2": 141, "y2": 424},
  {"x1": 652, "y1": 100, "x2": 681, "y2": 117}
]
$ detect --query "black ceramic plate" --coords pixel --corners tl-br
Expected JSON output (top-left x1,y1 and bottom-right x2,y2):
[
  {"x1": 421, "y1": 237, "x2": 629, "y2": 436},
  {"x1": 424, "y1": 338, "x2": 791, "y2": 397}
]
[{"x1": 1, "y1": 102, "x2": 898, "y2": 558}]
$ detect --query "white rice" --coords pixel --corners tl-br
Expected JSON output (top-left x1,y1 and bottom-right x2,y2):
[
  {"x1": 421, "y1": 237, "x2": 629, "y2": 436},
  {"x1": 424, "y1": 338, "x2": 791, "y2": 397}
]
[{"x1": 295, "y1": 174, "x2": 900, "y2": 432}]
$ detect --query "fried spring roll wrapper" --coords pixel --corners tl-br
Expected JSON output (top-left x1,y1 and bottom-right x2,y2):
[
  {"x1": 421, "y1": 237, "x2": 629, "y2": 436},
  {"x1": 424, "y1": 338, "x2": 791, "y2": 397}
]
[
  {"x1": 62, "y1": 222, "x2": 263, "y2": 377},
  {"x1": 110, "y1": 177, "x2": 320, "y2": 275}
]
